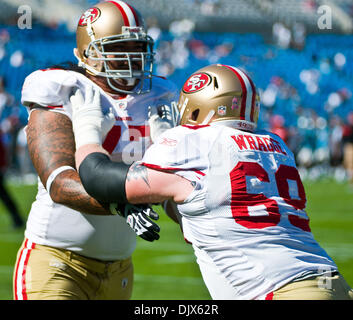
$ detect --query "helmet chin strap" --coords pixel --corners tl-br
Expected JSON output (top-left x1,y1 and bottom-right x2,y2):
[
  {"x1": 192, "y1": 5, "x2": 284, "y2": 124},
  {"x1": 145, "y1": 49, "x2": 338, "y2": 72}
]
[
  {"x1": 113, "y1": 77, "x2": 137, "y2": 86},
  {"x1": 106, "y1": 77, "x2": 140, "y2": 94},
  {"x1": 73, "y1": 51, "x2": 105, "y2": 76}
]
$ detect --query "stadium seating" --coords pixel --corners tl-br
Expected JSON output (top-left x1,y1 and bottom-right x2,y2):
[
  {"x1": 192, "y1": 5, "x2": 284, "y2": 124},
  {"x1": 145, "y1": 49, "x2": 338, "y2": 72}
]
[
  {"x1": 0, "y1": 20, "x2": 352, "y2": 171},
  {"x1": 0, "y1": 23, "x2": 352, "y2": 118}
]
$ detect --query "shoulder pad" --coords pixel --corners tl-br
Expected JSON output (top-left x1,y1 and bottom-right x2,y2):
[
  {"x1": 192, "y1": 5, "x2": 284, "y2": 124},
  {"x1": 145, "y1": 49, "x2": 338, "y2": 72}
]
[
  {"x1": 142, "y1": 125, "x2": 212, "y2": 171},
  {"x1": 21, "y1": 69, "x2": 78, "y2": 107}
]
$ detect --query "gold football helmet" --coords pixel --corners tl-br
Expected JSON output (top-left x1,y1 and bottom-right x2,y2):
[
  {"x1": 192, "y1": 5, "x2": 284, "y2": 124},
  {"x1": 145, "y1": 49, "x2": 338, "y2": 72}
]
[
  {"x1": 75, "y1": 1, "x2": 154, "y2": 94},
  {"x1": 178, "y1": 64, "x2": 260, "y2": 131}
]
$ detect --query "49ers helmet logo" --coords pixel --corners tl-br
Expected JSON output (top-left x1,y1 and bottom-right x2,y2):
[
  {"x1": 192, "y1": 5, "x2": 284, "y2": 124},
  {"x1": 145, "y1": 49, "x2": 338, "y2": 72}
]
[
  {"x1": 183, "y1": 73, "x2": 211, "y2": 93},
  {"x1": 78, "y1": 7, "x2": 101, "y2": 26}
]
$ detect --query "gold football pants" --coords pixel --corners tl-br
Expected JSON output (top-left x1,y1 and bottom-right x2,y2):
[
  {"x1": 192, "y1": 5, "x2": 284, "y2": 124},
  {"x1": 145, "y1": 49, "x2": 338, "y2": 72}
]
[
  {"x1": 267, "y1": 273, "x2": 353, "y2": 300},
  {"x1": 13, "y1": 239, "x2": 133, "y2": 300}
]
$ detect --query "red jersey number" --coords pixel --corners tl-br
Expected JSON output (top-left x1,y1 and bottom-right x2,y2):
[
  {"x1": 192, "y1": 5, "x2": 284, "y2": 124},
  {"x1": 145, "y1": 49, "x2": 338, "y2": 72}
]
[{"x1": 230, "y1": 162, "x2": 310, "y2": 231}]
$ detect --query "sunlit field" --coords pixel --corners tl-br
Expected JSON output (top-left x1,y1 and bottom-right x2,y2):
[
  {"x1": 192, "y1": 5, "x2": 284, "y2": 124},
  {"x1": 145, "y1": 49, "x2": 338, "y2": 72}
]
[{"x1": 0, "y1": 179, "x2": 351, "y2": 300}]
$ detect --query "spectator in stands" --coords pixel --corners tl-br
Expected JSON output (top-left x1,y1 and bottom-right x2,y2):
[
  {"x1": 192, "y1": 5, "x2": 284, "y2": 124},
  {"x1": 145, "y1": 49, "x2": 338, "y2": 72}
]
[
  {"x1": 270, "y1": 114, "x2": 288, "y2": 143},
  {"x1": 15, "y1": 127, "x2": 35, "y2": 181},
  {"x1": 0, "y1": 76, "x2": 25, "y2": 228},
  {"x1": 208, "y1": 41, "x2": 233, "y2": 64},
  {"x1": 296, "y1": 109, "x2": 317, "y2": 169},
  {"x1": 10, "y1": 50, "x2": 24, "y2": 68},
  {"x1": 334, "y1": 52, "x2": 346, "y2": 72},
  {"x1": 200, "y1": 0, "x2": 219, "y2": 16},
  {"x1": 292, "y1": 22, "x2": 306, "y2": 50},
  {"x1": 328, "y1": 115, "x2": 344, "y2": 168},
  {"x1": 0, "y1": 76, "x2": 27, "y2": 174},
  {"x1": 0, "y1": 77, "x2": 13, "y2": 115},
  {"x1": 342, "y1": 112, "x2": 353, "y2": 185},
  {"x1": 0, "y1": 29, "x2": 9, "y2": 61},
  {"x1": 0, "y1": 128, "x2": 24, "y2": 229},
  {"x1": 286, "y1": 125, "x2": 303, "y2": 160},
  {"x1": 272, "y1": 22, "x2": 291, "y2": 49},
  {"x1": 0, "y1": 29, "x2": 10, "y2": 45},
  {"x1": 303, "y1": 0, "x2": 317, "y2": 12}
]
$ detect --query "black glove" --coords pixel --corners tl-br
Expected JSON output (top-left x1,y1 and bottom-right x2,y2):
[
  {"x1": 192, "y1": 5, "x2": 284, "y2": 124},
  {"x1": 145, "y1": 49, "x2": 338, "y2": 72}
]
[{"x1": 112, "y1": 204, "x2": 160, "y2": 242}]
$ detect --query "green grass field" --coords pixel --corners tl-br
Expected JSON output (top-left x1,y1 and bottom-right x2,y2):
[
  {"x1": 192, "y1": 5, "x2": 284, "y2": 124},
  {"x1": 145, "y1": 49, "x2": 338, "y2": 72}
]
[{"x1": 0, "y1": 179, "x2": 352, "y2": 300}]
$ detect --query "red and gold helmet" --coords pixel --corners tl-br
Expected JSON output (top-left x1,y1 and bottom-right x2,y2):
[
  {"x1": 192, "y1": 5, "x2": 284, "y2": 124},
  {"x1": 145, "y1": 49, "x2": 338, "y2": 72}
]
[
  {"x1": 178, "y1": 64, "x2": 260, "y2": 131},
  {"x1": 75, "y1": 1, "x2": 154, "y2": 94}
]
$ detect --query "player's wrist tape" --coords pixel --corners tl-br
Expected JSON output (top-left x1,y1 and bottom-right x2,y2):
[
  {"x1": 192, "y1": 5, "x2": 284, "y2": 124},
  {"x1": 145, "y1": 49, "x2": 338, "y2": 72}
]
[
  {"x1": 46, "y1": 166, "x2": 76, "y2": 193},
  {"x1": 74, "y1": 123, "x2": 102, "y2": 149}
]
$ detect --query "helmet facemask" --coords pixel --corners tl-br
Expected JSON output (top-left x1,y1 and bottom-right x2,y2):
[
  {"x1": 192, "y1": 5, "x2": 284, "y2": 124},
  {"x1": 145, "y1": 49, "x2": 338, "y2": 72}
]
[{"x1": 83, "y1": 27, "x2": 154, "y2": 94}]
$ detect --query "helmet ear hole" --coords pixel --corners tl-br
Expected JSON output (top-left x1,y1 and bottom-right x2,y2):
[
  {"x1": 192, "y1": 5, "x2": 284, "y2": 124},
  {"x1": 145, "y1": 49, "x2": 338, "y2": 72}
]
[
  {"x1": 191, "y1": 109, "x2": 200, "y2": 121},
  {"x1": 214, "y1": 77, "x2": 219, "y2": 89}
]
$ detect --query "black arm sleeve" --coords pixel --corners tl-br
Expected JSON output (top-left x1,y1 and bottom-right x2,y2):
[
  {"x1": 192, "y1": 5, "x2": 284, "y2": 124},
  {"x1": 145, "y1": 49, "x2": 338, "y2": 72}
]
[{"x1": 78, "y1": 152, "x2": 131, "y2": 204}]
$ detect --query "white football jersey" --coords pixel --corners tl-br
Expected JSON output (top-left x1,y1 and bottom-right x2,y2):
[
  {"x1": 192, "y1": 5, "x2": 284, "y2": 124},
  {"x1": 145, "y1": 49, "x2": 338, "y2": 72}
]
[
  {"x1": 21, "y1": 68, "x2": 178, "y2": 260},
  {"x1": 142, "y1": 123, "x2": 338, "y2": 299}
]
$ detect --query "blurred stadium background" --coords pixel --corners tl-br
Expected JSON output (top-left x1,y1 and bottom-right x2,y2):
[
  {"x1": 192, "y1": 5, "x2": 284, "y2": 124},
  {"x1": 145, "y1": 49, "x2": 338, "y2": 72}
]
[{"x1": 0, "y1": 0, "x2": 352, "y2": 300}]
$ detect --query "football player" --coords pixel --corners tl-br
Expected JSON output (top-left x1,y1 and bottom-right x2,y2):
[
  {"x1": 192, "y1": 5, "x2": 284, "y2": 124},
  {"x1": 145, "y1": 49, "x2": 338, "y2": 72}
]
[
  {"x1": 13, "y1": 1, "x2": 178, "y2": 300},
  {"x1": 72, "y1": 64, "x2": 353, "y2": 300}
]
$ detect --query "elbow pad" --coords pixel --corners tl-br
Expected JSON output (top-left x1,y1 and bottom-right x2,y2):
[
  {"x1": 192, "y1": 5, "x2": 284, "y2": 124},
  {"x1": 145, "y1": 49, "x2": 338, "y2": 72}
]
[{"x1": 78, "y1": 152, "x2": 131, "y2": 204}]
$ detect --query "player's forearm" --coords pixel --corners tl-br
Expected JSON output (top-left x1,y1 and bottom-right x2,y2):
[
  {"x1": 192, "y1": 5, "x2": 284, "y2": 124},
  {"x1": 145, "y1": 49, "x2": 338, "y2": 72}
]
[
  {"x1": 77, "y1": 150, "x2": 171, "y2": 205},
  {"x1": 77, "y1": 150, "x2": 192, "y2": 205},
  {"x1": 125, "y1": 162, "x2": 173, "y2": 204},
  {"x1": 75, "y1": 144, "x2": 110, "y2": 169},
  {"x1": 78, "y1": 152, "x2": 131, "y2": 204},
  {"x1": 50, "y1": 169, "x2": 111, "y2": 215},
  {"x1": 27, "y1": 108, "x2": 110, "y2": 215}
]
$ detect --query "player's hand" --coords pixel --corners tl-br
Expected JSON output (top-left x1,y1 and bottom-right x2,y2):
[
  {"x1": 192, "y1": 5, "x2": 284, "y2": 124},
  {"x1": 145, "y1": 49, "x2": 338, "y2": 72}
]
[
  {"x1": 148, "y1": 102, "x2": 180, "y2": 142},
  {"x1": 70, "y1": 86, "x2": 115, "y2": 149},
  {"x1": 112, "y1": 204, "x2": 160, "y2": 242}
]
